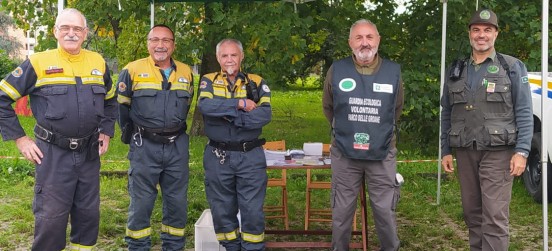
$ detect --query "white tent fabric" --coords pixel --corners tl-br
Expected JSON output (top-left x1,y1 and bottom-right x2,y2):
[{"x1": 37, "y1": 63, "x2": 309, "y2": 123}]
[{"x1": 439, "y1": 1, "x2": 549, "y2": 250}]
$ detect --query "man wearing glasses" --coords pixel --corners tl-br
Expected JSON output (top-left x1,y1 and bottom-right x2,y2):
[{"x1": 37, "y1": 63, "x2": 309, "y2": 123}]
[
  {"x1": 0, "y1": 8, "x2": 116, "y2": 250},
  {"x1": 117, "y1": 24, "x2": 194, "y2": 250}
]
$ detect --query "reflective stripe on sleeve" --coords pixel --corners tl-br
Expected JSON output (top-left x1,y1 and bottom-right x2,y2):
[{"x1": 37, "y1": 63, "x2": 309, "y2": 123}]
[
  {"x1": 68, "y1": 242, "x2": 94, "y2": 251},
  {"x1": 117, "y1": 95, "x2": 131, "y2": 105},
  {"x1": 106, "y1": 85, "x2": 116, "y2": 100},
  {"x1": 242, "y1": 231, "x2": 264, "y2": 243},
  {"x1": 216, "y1": 228, "x2": 239, "y2": 241},
  {"x1": 199, "y1": 92, "x2": 213, "y2": 99},
  {"x1": 0, "y1": 79, "x2": 22, "y2": 101},
  {"x1": 161, "y1": 224, "x2": 185, "y2": 237},
  {"x1": 126, "y1": 227, "x2": 152, "y2": 239},
  {"x1": 259, "y1": 96, "x2": 271, "y2": 104}
]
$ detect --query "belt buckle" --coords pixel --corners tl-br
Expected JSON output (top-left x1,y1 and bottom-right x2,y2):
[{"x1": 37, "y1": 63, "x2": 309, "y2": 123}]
[
  {"x1": 167, "y1": 135, "x2": 177, "y2": 143},
  {"x1": 69, "y1": 138, "x2": 79, "y2": 150},
  {"x1": 242, "y1": 142, "x2": 250, "y2": 152},
  {"x1": 35, "y1": 127, "x2": 52, "y2": 142}
]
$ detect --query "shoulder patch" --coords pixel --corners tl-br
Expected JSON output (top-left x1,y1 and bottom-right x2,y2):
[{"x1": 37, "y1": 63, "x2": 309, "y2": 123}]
[
  {"x1": 118, "y1": 82, "x2": 127, "y2": 92},
  {"x1": 262, "y1": 84, "x2": 270, "y2": 92},
  {"x1": 200, "y1": 81, "x2": 208, "y2": 89},
  {"x1": 11, "y1": 67, "x2": 23, "y2": 78},
  {"x1": 521, "y1": 76, "x2": 529, "y2": 84},
  {"x1": 91, "y1": 69, "x2": 103, "y2": 76}
]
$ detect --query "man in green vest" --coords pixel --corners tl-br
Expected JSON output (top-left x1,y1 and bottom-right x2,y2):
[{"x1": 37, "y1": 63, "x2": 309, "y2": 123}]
[
  {"x1": 323, "y1": 19, "x2": 404, "y2": 251},
  {"x1": 441, "y1": 9, "x2": 533, "y2": 250}
]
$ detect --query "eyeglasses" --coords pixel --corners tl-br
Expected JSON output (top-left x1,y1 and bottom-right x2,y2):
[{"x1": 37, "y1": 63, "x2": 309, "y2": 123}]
[
  {"x1": 148, "y1": 37, "x2": 174, "y2": 45},
  {"x1": 56, "y1": 25, "x2": 86, "y2": 34}
]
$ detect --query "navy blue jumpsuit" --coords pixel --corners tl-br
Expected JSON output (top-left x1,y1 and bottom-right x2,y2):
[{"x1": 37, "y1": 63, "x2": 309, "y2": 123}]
[
  {"x1": 198, "y1": 71, "x2": 271, "y2": 251},
  {"x1": 0, "y1": 48, "x2": 117, "y2": 250},
  {"x1": 117, "y1": 56, "x2": 194, "y2": 250}
]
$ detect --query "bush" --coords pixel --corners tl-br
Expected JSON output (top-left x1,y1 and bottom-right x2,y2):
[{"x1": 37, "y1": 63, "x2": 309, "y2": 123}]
[{"x1": 0, "y1": 50, "x2": 18, "y2": 77}]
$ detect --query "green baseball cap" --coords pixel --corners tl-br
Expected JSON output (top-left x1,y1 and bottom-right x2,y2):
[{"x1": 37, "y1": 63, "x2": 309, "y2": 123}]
[{"x1": 469, "y1": 9, "x2": 498, "y2": 29}]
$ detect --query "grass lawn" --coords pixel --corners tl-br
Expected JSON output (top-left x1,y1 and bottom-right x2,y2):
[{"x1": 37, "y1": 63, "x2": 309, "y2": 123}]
[{"x1": 0, "y1": 89, "x2": 550, "y2": 250}]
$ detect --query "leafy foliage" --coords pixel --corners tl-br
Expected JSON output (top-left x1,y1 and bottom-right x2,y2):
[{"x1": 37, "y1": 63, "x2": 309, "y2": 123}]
[
  {"x1": 2, "y1": 0, "x2": 550, "y2": 150},
  {"x1": 0, "y1": 50, "x2": 17, "y2": 77}
]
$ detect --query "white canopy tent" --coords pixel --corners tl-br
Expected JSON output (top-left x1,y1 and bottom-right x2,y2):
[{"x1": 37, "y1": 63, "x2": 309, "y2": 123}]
[{"x1": 438, "y1": 1, "x2": 549, "y2": 250}]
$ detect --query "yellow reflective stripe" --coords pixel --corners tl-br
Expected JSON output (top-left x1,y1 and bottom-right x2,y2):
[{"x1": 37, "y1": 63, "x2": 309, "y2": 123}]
[
  {"x1": 36, "y1": 77, "x2": 76, "y2": 87},
  {"x1": 106, "y1": 86, "x2": 116, "y2": 100},
  {"x1": 117, "y1": 94, "x2": 131, "y2": 105},
  {"x1": 199, "y1": 92, "x2": 213, "y2": 99},
  {"x1": 0, "y1": 79, "x2": 22, "y2": 100},
  {"x1": 68, "y1": 242, "x2": 94, "y2": 251},
  {"x1": 213, "y1": 89, "x2": 226, "y2": 97},
  {"x1": 126, "y1": 227, "x2": 152, "y2": 239},
  {"x1": 171, "y1": 82, "x2": 190, "y2": 91},
  {"x1": 236, "y1": 89, "x2": 247, "y2": 97},
  {"x1": 134, "y1": 82, "x2": 161, "y2": 90},
  {"x1": 81, "y1": 77, "x2": 104, "y2": 85},
  {"x1": 259, "y1": 96, "x2": 271, "y2": 104},
  {"x1": 242, "y1": 232, "x2": 264, "y2": 243},
  {"x1": 161, "y1": 224, "x2": 185, "y2": 237},
  {"x1": 216, "y1": 229, "x2": 239, "y2": 241}
]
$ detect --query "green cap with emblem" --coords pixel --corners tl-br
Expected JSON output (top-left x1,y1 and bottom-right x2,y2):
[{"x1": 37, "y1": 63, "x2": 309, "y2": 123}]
[{"x1": 469, "y1": 9, "x2": 498, "y2": 29}]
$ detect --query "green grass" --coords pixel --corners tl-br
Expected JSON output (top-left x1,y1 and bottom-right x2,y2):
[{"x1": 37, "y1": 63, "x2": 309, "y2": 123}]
[{"x1": 0, "y1": 89, "x2": 551, "y2": 250}]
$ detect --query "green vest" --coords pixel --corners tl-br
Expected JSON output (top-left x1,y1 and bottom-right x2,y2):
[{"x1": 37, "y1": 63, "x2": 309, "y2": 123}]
[
  {"x1": 446, "y1": 53, "x2": 518, "y2": 150},
  {"x1": 331, "y1": 57, "x2": 400, "y2": 160}
]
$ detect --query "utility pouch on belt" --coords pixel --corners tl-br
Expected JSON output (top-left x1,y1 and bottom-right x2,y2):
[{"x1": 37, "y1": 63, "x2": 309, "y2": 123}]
[{"x1": 121, "y1": 121, "x2": 133, "y2": 144}]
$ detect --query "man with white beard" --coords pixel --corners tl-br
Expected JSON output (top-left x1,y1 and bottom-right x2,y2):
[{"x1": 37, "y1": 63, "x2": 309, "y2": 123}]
[
  {"x1": 322, "y1": 19, "x2": 404, "y2": 251},
  {"x1": 117, "y1": 24, "x2": 194, "y2": 250},
  {"x1": 440, "y1": 9, "x2": 532, "y2": 250},
  {"x1": 198, "y1": 38, "x2": 272, "y2": 251}
]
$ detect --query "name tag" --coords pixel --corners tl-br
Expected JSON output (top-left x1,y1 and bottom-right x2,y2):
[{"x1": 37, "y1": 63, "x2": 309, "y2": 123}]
[{"x1": 373, "y1": 83, "x2": 393, "y2": 94}]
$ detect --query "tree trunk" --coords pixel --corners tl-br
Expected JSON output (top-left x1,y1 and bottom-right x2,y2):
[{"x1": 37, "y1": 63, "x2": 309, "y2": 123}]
[{"x1": 189, "y1": 2, "x2": 223, "y2": 137}]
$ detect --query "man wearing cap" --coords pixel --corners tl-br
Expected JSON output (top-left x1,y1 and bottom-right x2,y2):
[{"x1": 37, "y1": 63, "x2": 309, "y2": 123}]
[{"x1": 440, "y1": 9, "x2": 533, "y2": 250}]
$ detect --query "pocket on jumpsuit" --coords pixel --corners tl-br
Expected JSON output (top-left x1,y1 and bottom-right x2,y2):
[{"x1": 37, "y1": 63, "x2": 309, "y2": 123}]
[{"x1": 33, "y1": 185, "x2": 43, "y2": 216}]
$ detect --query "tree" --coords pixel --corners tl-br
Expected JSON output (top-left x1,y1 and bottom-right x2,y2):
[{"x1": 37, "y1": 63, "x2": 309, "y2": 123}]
[{"x1": 0, "y1": 11, "x2": 22, "y2": 58}]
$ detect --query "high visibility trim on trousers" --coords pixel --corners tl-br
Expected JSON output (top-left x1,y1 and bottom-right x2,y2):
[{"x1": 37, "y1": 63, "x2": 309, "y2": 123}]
[
  {"x1": 161, "y1": 223, "x2": 185, "y2": 237},
  {"x1": 242, "y1": 232, "x2": 265, "y2": 243},
  {"x1": 216, "y1": 228, "x2": 239, "y2": 241},
  {"x1": 126, "y1": 227, "x2": 152, "y2": 239},
  {"x1": 67, "y1": 242, "x2": 95, "y2": 251}
]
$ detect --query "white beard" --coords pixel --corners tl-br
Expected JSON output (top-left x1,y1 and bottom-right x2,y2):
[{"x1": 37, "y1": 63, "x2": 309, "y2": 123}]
[{"x1": 355, "y1": 47, "x2": 377, "y2": 62}]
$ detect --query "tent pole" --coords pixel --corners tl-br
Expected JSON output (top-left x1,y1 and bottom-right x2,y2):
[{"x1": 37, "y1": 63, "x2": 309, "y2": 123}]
[
  {"x1": 58, "y1": 0, "x2": 64, "y2": 13},
  {"x1": 541, "y1": 0, "x2": 549, "y2": 250},
  {"x1": 437, "y1": 0, "x2": 448, "y2": 205},
  {"x1": 151, "y1": 0, "x2": 155, "y2": 28}
]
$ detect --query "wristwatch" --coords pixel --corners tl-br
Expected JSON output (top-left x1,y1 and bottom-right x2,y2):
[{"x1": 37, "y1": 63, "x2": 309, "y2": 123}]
[{"x1": 515, "y1": 152, "x2": 529, "y2": 158}]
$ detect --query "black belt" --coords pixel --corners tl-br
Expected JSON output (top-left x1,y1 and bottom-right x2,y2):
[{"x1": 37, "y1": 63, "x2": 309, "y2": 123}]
[
  {"x1": 34, "y1": 124, "x2": 98, "y2": 152},
  {"x1": 135, "y1": 125, "x2": 184, "y2": 144},
  {"x1": 208, "y1": 138, "x2": 266, "y2": 152}
]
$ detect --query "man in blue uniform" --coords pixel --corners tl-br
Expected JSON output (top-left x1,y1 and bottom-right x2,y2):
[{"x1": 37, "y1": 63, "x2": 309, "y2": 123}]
[
  {"x1": 441, "y1": 9, "x2": 532, "y2": 250},
  {"x1": 117, "y1": 24, "x2": 194, "y2": 251},
  {"x1": 322, "y1": 19, "x2": 404, "y2": 251},
  {"x1": 198, "y1": 38, "x2": 272, "y2": 251},
  {"x1": 0, "y1": 8, "x2": 116, "y2": 250}
]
